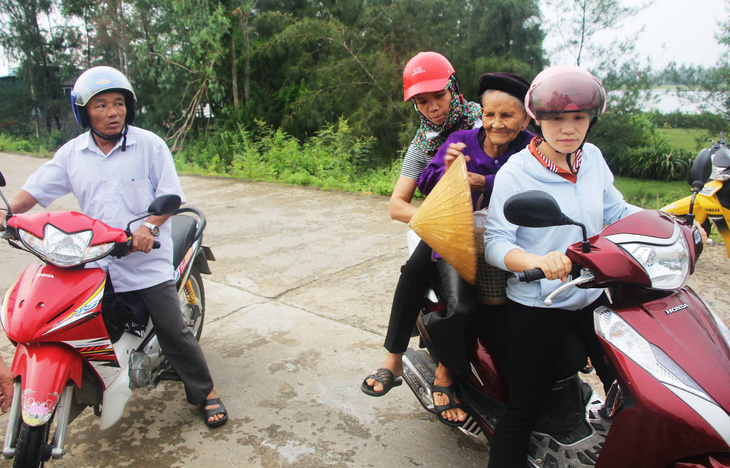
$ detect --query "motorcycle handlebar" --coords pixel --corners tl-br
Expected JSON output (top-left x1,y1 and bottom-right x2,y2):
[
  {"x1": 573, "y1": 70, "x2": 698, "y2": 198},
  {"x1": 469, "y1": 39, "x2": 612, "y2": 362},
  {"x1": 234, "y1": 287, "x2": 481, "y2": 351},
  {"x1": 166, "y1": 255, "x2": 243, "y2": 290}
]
[
  {"x1": 111, "y1": 238, "x2": 160, "y2": 258},
  {"x1": 518, "y1": 268, "x2": 546, "y2": 282}
]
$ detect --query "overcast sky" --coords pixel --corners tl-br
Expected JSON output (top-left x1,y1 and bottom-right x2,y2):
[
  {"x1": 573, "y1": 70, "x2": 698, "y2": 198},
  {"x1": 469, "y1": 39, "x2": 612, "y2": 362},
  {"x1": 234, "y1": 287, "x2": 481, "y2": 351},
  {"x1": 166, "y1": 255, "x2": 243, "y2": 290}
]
[
  {"x1": 543, "y1": 0, "x2": 728, "y2": 68},
  {"x1": 1, "y1": 0, "x2": 728, "y2": 75}
]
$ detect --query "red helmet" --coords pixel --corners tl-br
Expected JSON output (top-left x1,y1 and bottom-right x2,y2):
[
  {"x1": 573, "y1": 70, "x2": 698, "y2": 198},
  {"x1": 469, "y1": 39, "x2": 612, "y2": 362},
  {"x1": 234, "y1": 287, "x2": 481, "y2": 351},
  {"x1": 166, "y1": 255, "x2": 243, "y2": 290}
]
[
  {"x1": 525, "y1": 65, "x2": 607, "y2": 120},
  {"x1": 403, "y1": 52, "x2": 455, "y2": 101}
]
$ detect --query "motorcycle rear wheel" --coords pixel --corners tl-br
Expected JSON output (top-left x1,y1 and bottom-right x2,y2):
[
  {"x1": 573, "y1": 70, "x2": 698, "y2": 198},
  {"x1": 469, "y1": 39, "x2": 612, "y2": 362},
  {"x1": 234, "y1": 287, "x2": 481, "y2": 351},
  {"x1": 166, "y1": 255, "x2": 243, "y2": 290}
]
[
  {"x1": 180, "y1": 267, "x2": 205, "y2": 340},
  {"x1": 13, "y1": 422, "x2": 51, "y2": 468}
]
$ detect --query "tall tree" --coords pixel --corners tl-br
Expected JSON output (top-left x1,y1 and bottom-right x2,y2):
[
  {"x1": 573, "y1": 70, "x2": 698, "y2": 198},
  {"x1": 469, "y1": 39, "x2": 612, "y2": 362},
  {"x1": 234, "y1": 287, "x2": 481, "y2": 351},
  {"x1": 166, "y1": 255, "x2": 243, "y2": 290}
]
[
  {"x1": 668, "y1": 0, "x2": 730, "y2": 118},
  {"x1": 543, "y1": 0, "x2": 641, "y2": 66},
  {"x1": 0, "y1": 0, "x2": 76, "y2": 136}
]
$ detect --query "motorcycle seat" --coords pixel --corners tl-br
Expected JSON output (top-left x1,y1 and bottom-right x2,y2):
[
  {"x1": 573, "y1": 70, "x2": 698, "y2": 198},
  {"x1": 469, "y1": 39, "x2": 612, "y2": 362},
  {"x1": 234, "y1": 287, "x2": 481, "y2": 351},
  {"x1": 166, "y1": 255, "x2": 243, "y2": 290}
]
[{"x1": 170, "y1": 214, "x2": 197, "y2": 269}]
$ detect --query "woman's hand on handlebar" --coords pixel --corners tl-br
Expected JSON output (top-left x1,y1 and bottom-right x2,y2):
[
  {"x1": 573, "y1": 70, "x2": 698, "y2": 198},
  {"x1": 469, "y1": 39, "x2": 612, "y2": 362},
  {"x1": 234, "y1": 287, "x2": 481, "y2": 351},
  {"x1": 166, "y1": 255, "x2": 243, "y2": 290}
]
[
  {"x1": 507, "y1": 250, "x2": 572, "y2": 282},
  {"x1": 531, "y1": 251, "x2": 572, "y2": 282}
]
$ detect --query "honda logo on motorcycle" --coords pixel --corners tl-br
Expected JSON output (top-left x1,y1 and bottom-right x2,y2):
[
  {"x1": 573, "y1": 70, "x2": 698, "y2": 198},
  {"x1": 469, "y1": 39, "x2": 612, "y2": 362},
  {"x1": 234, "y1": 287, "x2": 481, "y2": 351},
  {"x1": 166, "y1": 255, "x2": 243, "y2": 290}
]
[{"x1": 665, "y1": 304, "x2": 688, "y2": 315}]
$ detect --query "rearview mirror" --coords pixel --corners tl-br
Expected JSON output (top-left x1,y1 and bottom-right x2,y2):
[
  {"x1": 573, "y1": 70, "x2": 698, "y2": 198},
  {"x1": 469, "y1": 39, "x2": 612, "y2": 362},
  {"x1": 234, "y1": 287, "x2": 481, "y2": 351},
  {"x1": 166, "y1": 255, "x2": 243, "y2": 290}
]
[
  {"x1": 0, "y1": 171, "x2": 5, "y2": 188},
  {"x1": 147, "y1": 194, "x2": 181, "y2": 216},
  {"x1": 504, "y1": 190, "x2": 572, "y2": 228},
  {"x1": 689, "y1": 149, "x2": 712, "y2": 190},
  {"x1": 503, "y1": 190, "x2": 591, "y2": 252}
]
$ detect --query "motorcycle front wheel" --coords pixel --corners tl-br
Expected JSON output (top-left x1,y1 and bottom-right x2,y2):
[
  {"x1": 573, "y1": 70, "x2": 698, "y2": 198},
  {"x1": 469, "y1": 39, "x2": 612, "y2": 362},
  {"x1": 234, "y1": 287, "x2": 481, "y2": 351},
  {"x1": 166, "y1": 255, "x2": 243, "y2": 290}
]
[
  {"x1": 13, "y1": 422, "x2": 51, "y2": 468},
  {"x1": 179, "y1": 267, "x2": 205, "y2": 341}
]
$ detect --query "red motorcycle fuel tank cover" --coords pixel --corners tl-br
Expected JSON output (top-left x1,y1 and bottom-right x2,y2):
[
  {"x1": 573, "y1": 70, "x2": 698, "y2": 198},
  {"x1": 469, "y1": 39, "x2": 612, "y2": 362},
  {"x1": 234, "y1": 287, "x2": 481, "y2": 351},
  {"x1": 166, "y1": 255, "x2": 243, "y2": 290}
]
[{"x1": 2, "y1": 263, "x2": 107, "y2": 343}]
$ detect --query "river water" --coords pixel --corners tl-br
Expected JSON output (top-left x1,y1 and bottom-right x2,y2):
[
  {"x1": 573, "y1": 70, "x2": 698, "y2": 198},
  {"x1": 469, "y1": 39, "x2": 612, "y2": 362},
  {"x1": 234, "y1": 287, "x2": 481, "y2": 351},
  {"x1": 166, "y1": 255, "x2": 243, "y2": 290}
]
[{"x1": 643, "y1": 88, "x2": 717, "y2": 114}]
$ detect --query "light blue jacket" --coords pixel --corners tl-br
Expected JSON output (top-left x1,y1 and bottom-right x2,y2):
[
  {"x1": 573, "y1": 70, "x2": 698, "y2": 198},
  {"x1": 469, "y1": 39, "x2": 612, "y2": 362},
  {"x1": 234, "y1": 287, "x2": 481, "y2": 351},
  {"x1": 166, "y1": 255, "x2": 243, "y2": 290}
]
[{"x1": 484, "y1": 142, "x2": 641, "y2": 310}]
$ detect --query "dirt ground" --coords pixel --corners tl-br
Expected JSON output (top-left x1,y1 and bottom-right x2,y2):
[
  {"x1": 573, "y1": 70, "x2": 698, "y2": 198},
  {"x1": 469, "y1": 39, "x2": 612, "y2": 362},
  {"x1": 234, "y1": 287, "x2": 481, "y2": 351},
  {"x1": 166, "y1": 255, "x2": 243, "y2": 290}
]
[{"x1": 687, "y1": 241, "x2": 730, "y2": 326}]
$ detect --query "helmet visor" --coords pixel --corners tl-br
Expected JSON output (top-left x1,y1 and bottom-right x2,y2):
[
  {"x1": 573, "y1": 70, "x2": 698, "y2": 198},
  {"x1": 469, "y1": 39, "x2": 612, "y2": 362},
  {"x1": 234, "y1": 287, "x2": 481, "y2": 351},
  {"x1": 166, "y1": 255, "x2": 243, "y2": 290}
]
[{"x1": 529, "y1": 74, "x2": 605, "y2": 120}]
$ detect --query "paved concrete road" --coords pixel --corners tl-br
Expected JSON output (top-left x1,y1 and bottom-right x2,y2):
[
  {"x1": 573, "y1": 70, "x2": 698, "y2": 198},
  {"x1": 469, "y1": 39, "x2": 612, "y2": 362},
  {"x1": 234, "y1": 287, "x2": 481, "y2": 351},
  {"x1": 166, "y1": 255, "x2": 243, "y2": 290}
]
[{"x1": 0, "y1": 152, "x2": 490, "y2": 467}]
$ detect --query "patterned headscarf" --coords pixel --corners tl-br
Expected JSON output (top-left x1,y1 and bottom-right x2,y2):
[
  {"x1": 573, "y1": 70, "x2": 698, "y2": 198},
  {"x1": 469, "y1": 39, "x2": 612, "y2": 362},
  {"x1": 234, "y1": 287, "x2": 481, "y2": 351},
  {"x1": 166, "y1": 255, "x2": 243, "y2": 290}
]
[{"x1": 411, "y1": 76, "x2": 482, "y2": 154}]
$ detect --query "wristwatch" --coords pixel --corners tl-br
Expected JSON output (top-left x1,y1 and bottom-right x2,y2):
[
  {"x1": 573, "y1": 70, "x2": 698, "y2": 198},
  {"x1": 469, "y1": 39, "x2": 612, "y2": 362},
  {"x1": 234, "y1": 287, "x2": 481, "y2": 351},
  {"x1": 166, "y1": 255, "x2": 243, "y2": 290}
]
[{"x1": 143, "y1": 222, "x2": 160, "y2": 237}]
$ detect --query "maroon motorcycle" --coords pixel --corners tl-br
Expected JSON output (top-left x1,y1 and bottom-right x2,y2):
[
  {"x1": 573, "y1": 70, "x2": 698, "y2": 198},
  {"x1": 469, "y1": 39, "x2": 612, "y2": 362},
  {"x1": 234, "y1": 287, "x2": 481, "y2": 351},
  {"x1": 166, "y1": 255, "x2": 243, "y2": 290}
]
[{"x1": 403, "y1": 150, "x2": 730, "y2": 467}]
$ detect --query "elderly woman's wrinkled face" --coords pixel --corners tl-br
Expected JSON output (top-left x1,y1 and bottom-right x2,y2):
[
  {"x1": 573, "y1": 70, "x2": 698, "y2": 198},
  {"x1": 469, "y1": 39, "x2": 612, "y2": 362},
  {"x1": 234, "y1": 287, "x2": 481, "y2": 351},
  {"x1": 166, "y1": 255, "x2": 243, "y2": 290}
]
[
  {"x1": 481, "y1": 91, "x2": 529, "y2": 150},
  {"x1": 414, "y1": 89, "x2": 452, "y2": 126}
]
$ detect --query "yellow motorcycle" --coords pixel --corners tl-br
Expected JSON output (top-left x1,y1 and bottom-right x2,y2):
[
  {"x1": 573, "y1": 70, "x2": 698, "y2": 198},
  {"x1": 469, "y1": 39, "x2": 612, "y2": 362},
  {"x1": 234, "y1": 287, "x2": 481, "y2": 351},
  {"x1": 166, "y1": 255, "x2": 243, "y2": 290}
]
[{"x1": 661, "y1": 133, "x2": 730, "y2": 256}]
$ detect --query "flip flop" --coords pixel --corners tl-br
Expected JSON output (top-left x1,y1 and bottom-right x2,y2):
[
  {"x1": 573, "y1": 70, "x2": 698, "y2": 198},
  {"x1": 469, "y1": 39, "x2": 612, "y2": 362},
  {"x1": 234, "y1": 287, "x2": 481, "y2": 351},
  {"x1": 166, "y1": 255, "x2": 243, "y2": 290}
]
[
  {"x1": 361, "y1": 368, "x2": 402, "y2": 397},
  {"x1": 200, "y1": 397, "x2": 228, "y2": 428},
  {"x1": 432, "y1": 384, "x2": 465, "y2": 427}
]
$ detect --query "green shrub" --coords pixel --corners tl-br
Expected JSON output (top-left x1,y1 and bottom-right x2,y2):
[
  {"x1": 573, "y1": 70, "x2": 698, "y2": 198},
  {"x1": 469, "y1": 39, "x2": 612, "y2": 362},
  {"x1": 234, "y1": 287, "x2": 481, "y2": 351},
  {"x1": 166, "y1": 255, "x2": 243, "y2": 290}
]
[
  {"x1": 646, "y1": 110, "x2": 729, "y2": 134},
  {"x1": 620, "y1": 145, "x2": 693, "y2": 181},
  {"x1": 590, "y1": 113, "x2": 694, "y2": 181},
  {"x1": 173, "y1": 118, "x2": 392, "y2": 194},
  {"x1": 0, "y1": 133, "x2": 53, "y2": 155}
]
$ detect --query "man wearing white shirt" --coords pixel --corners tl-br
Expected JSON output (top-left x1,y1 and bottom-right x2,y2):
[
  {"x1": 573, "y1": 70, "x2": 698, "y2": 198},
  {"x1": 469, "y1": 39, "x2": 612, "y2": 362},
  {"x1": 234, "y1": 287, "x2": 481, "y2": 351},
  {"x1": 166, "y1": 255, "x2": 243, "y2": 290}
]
[{"x1": 0, "y1": 66, "x2": 227, "y2": 428}]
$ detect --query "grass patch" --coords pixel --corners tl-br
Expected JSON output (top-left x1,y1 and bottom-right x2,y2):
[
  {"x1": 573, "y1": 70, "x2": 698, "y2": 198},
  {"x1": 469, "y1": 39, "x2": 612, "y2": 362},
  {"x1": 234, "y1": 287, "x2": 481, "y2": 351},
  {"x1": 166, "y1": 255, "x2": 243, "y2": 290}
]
[
  {"x1": 656, "y1": 128, "x2": 713, "y2": 153},
  {"x1": 615, "y1": 176, "x2": 689, "y2": 210}
]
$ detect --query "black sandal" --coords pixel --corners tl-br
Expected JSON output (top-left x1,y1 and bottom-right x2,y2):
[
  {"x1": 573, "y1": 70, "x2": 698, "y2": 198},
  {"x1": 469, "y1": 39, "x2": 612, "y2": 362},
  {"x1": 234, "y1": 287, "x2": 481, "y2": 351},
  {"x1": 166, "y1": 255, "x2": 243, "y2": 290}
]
[
  {"x1": 200, "y1": 397, "x2": 228, "y2": 428},
  {"x1": 432, "y1": 384, "x2": 464, "y2": 427},
  {"x1": 361, "y1": 368, "x2": 402, "y2": 397}
]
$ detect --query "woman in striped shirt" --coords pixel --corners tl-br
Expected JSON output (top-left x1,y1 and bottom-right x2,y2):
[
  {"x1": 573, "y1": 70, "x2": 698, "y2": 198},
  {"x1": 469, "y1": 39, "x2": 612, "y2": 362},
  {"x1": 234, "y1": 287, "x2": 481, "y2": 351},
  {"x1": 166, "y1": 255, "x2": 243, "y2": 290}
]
[{"x1": 361, "y1": 52, "x2": 481, "y2": 424}]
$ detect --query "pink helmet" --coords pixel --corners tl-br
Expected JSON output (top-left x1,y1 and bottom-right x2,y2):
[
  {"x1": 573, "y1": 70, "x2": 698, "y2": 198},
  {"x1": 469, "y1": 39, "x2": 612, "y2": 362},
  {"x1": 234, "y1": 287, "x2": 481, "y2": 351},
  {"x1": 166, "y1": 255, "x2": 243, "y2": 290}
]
[
  {"x1": 525, "y1": 65, "x2": 607, "y2": 120},
  {"x1": 403, "y1": 52, "x2": 455, "y2": 101}
]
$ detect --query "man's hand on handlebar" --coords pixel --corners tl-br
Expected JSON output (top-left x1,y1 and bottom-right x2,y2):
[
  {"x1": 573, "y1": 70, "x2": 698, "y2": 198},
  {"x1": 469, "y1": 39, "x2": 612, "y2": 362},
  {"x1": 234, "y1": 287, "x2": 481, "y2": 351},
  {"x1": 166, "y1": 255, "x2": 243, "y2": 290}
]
[{"x1": 131, "y1": 225, "x2": 156, "y2": 253}]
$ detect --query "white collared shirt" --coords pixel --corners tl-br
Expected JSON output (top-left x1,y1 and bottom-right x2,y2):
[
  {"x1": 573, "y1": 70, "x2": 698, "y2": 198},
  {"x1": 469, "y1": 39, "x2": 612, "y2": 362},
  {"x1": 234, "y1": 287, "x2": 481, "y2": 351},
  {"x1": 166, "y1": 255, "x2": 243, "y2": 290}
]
[{"x1": 22, "y1": 126, "x2": 186, "y2": 292}]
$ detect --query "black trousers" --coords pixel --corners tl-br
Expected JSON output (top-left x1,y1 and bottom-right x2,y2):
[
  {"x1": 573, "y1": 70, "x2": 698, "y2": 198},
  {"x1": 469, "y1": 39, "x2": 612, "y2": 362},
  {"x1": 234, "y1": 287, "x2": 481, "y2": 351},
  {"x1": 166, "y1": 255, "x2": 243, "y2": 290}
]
[
  {"x1": 422, "y1": 259, "x2": 479, "y2": 377},
  {"x1": 383, "y1": 240, "x2": 437, "y2": 353},
  {"x1": 487, "y1": 296, "x2": 616, "y2": 468},
  {"x1": 137, "y1": 280, "x2": 215, "y2": 406}
]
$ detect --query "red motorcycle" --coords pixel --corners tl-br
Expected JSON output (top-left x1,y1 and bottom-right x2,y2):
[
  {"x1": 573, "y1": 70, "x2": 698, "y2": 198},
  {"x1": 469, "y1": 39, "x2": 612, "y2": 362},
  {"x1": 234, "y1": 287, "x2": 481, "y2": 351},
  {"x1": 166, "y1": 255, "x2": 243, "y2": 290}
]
[
  {"x1": 0, "y1": 172, "x2": 214, "y2": 467},
  {"x1": 403, "y1": 151, "x2": 730, "y2": 466}
]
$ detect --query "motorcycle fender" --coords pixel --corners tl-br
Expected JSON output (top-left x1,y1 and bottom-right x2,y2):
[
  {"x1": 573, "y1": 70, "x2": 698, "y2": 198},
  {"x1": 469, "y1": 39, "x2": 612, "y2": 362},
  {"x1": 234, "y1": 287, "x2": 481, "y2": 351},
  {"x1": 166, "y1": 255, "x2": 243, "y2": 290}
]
[
  {"x1": 12, "y1": 343, "x2": 82, "y2": 427},
  {"x1": 661, "y1": 194, "x2": 694, "y2": 216},
  {"x1": 99, "y1": 373, "x2": 132, "y2": 430},
  {"x1": 662, "y1": 195, "x2": 711, "y2": 225},
  {"x1": 193, "y1": 246, "x2": 214, "y2": 275}
]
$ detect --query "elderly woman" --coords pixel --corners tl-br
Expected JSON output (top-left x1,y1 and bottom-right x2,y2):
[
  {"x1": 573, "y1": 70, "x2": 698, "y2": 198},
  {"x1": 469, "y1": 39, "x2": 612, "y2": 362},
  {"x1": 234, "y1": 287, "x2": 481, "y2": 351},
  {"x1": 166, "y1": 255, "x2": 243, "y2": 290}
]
[{"x1": 415, "y1": 72, "x2": 534, "y2": 423}]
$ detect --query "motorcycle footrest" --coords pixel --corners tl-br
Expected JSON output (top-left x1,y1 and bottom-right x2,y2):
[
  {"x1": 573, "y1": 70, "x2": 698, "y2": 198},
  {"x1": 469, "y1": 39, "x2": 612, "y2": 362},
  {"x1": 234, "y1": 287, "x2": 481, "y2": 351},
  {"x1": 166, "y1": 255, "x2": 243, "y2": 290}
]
[{"x1": 157, "y1": 369, "x2": 182, "y2": 382}]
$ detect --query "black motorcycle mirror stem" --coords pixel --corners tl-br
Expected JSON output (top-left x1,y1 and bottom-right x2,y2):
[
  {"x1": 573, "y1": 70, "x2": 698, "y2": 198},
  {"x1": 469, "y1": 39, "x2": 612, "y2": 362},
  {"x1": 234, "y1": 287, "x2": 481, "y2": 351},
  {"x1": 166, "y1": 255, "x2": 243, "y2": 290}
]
[
  {"x1": 0, "y1": 171, "x2": 11, "y2": 215},
  {"x1": 503, "y1": 190, "x2": 591, "y2": 253},
  {"x1": 686, "y1": 149, "x2": 713, "y2": 225},
  {"x1": 124, "y1": 194, "x2": 181, "y2": 234}
]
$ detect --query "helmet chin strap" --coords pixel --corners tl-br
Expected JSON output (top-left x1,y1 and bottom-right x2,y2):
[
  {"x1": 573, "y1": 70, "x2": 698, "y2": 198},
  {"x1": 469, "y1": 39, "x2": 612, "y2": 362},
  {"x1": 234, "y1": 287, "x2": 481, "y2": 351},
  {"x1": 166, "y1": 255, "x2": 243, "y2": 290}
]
[{"x1": 90, "y1": 124, "x2": 128, "y2": 152}]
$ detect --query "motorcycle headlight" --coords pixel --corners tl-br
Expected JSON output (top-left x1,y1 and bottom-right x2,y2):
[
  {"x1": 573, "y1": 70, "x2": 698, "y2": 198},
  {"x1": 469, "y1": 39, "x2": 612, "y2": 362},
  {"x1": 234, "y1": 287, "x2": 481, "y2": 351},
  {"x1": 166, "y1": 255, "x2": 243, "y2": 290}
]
[
  {"x1": 594, "y1": 306, "x2": 712, "y2": 402},
  {"x1": 606, "y1": 222, "x2": 689, "y2": 290},
  {"x1": 594, "y1": 306, "x2": 730, "y2": 447},
  {"x1": 18, "y1": 225, "x2": 115, "y2": 267}
]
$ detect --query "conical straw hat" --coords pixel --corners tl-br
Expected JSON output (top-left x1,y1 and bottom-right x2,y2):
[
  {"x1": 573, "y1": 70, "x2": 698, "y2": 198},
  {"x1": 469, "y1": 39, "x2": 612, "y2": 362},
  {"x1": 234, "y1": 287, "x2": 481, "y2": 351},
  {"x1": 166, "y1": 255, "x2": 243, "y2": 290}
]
[{"x1": 409, "y1": 155, "x2": 476, "y2": 284}]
